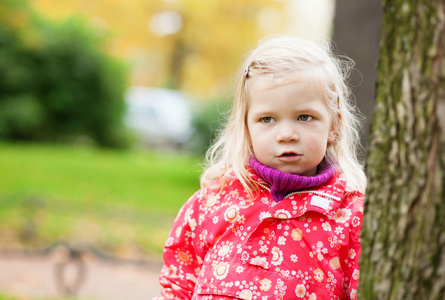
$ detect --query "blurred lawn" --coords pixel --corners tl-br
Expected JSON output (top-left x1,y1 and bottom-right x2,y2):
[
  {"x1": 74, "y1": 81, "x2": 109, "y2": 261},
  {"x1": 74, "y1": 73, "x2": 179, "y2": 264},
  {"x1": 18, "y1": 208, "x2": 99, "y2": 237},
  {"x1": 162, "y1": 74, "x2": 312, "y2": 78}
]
[{"x1": 0, "y1": 142, "x2": 202, "y2": 255}]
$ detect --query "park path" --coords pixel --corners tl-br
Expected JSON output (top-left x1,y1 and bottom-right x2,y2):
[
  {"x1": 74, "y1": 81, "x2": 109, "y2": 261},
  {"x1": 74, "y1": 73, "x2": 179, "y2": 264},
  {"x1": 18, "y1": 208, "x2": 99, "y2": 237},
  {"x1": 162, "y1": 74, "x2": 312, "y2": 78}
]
[{"x1": 0, "y1": 252, "x2": 163, "y2": 300}]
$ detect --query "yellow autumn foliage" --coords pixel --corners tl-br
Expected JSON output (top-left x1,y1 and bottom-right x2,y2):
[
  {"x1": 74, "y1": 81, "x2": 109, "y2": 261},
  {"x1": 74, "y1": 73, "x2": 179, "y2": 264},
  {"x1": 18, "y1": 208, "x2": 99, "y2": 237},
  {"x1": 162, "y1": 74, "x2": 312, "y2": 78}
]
[{"x1": 30, "y1": 0, "x2": 289, "y2": 98}]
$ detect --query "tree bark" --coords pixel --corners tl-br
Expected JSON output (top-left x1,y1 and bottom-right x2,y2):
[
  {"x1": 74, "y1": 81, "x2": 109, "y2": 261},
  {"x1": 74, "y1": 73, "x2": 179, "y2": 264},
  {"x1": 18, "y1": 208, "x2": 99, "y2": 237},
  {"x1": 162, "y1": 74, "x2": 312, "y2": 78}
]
[{"x1": 359, "y1": 0, "x2": 445, "y2": 299}]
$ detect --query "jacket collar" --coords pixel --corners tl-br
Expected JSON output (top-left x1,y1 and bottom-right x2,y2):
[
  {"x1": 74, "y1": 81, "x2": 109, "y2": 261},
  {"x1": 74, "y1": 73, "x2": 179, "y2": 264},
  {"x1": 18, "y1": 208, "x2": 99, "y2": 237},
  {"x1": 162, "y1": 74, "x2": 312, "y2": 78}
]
[{"x1": 246, "y1": 166, "x2": 349, "y2": 219}]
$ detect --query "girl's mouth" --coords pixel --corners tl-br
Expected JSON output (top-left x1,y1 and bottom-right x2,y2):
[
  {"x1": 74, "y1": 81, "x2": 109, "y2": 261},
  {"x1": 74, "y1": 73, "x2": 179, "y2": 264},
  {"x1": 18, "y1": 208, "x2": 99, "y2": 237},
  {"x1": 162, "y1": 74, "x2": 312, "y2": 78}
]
[
  {"x1": 279, "y1": 152, "x2": 299, "y2": 157},
  {"x1": 277, "y1": 152, "x2": 301, "y2": 162},
  {"x1": 281, "y1": 153, "x2": 297, "y2": 156}
]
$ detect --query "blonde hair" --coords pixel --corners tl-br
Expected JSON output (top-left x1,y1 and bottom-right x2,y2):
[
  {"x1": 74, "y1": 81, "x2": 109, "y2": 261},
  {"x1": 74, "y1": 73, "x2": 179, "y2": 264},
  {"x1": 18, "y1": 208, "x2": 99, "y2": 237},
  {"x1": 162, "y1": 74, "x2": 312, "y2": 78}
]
[{"x1": 201, "y1": 35, "x2": 367, "y2": 194}]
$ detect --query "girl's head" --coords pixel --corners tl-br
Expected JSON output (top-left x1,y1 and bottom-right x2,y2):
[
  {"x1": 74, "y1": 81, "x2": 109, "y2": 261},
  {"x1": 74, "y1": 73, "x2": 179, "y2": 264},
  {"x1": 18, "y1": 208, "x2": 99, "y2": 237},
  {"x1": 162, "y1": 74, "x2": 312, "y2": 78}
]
[
  {"x1": 203, "y1": 35, "x2": 366, "y2": 193},
  {"x1": 246, "y1": 75, "x2": 335, "y2": 177}
]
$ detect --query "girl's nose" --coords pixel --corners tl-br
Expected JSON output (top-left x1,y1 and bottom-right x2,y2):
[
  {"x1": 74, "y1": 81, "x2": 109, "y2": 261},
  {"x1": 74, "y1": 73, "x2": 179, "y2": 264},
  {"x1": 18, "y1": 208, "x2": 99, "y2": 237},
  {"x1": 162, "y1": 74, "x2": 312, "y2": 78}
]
[{"x1": 276, "y1": 123, "x2": 299, "y2": 142}]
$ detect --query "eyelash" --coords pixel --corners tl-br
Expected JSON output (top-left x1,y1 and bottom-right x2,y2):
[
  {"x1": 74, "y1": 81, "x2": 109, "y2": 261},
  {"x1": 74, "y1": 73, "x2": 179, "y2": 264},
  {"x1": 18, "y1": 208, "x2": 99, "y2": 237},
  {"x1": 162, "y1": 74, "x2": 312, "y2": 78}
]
[
  {"x1": 261, "y1": 117, "x2": 274, "y2": 123},
  {"x1": 260, "y1": 115, "x2": 313, "y2": 123},
  {"x1": 298, "y1": 115, "x2": 313, "y2": 121}
]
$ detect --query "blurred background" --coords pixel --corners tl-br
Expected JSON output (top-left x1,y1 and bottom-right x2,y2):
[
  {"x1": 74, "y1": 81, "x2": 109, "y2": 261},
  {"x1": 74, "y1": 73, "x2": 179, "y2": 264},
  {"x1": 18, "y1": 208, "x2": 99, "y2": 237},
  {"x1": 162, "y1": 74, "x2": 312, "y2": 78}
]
[{"x1": 0, "y1": 0, "x2": 381, "y2": 299}]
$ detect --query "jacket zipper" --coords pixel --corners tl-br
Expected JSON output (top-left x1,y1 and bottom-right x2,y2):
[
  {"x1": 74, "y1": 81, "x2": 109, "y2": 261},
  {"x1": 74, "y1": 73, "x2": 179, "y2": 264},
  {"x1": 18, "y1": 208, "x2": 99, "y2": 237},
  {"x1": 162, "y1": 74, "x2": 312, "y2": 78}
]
[
  {"x1": 257, "y1": 182, "x2": 341, "y2": 201},
  {"x1": 285, "y1": 190, "x2": 341, "y2": 201}
]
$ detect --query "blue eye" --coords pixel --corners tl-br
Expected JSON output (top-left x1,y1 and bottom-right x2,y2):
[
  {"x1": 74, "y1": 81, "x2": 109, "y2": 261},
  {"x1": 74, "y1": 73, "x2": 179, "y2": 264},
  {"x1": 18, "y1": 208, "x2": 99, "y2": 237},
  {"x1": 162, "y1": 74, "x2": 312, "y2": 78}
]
[
  {"x1": 298, "y1": 115, "x2": 313, "y2": 121},
  {"x1": 261, "y1": 117, "x2": 274, "y2": 123}
]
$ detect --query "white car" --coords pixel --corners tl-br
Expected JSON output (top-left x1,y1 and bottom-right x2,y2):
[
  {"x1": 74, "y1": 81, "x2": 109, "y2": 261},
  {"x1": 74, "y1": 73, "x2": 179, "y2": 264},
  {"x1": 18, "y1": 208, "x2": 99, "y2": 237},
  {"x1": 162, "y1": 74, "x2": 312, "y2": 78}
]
[{"x1": 124, "y1": 87, "x2": 194, "y2": 148}]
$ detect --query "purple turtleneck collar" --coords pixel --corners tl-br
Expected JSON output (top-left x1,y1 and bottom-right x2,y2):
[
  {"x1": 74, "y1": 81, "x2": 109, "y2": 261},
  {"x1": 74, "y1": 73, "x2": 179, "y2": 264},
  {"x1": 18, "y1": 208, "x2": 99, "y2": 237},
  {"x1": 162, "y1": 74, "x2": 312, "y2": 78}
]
[{"x1": 249, "y1": 157, "x2": 336, "y2": 202}]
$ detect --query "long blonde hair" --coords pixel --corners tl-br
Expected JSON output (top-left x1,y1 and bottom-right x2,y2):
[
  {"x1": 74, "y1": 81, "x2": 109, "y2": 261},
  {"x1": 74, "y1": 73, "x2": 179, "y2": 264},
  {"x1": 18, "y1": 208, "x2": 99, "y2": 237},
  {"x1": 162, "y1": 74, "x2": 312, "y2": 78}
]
[{"x1": 201, "y1": 35, "x2": 367, "y2": 194}]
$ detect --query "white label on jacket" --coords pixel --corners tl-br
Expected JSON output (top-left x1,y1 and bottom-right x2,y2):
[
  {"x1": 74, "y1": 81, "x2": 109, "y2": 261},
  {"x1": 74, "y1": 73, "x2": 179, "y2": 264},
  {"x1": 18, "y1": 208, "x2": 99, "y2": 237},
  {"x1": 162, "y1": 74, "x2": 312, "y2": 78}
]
[{"x1": 310, "y1": 196, "x2": 330, "y2": 210}]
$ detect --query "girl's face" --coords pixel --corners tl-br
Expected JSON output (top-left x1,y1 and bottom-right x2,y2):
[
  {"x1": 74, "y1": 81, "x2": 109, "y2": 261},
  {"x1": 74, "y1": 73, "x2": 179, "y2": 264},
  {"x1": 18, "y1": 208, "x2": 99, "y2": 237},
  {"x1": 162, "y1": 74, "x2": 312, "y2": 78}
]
[{"x1": 246, "y1": 77, "x2": 335, "y2": 176}]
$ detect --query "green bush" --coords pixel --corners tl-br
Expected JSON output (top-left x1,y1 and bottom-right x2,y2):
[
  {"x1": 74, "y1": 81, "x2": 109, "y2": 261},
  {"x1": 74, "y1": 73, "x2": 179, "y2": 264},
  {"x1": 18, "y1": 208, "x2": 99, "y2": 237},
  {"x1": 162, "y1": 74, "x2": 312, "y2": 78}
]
[
  {"x1": 0, "y1": 1, "x2": 131, "y2": 148},
  {"x1": 190, "y1": 97, "x2": 232, "y2": 154}
]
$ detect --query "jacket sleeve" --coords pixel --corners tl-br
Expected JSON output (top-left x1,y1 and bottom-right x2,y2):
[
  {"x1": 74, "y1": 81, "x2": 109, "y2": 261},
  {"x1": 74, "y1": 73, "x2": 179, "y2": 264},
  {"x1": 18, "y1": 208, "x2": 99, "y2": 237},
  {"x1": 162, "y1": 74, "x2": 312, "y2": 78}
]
[
  {"x1": 343, "y1": 193, "x2": 364, "y2": 300},
  {"x1": 154, "y1": 190, "x2": 207, "y2": 300}
]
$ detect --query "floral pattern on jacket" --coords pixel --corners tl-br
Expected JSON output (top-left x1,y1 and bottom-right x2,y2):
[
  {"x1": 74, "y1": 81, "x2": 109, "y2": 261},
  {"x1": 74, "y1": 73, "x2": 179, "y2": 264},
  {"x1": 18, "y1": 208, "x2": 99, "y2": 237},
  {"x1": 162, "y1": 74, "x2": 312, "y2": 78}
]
[{"x1": 155, "y1": 168, "x2": 364, "y2": 300}]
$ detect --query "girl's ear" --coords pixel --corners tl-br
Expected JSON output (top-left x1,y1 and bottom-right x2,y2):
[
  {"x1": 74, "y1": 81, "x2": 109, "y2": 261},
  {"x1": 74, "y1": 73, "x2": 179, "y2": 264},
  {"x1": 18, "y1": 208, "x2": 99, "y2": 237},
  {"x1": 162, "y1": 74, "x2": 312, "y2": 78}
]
[
  {"x1": 327, "y1": 130, "x2": 336, "y2": 144},
  {"x1": 327, "y1": 114, "x2": 339, "y2": 144},
  {"x1": 327, "y1": 120, "x2": 337, "y2": 144}
]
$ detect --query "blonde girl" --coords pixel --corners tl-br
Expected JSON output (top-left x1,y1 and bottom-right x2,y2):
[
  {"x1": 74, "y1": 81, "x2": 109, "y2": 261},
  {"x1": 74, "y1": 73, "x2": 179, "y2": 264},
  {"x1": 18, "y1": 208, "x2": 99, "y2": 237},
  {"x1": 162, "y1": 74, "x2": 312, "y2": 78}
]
[
  {"x1": 155, "y1": 35, "x2": 366, "y2": 300},
  {"x1": 203, "y1": 36, "x2": 366, "y2": 195}
]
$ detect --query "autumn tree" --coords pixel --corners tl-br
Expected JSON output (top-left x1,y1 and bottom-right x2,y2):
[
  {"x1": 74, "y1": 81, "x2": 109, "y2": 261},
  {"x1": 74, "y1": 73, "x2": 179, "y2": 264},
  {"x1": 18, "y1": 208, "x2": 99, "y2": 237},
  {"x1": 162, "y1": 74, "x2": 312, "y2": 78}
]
[
  {"x1": 30, "y1": 0, "x2": 288, "y2": 98},
  {"x1": 359, "y1": 0, "x2": 445, "y2": 299}
]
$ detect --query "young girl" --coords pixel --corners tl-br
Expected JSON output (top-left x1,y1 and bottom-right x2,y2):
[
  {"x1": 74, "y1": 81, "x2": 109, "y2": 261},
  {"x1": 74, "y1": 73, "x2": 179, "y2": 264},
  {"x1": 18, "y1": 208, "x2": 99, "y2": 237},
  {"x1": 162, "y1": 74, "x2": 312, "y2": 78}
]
[{"x1": 155, "y1": 36, "x2": 366, "y2": 300}]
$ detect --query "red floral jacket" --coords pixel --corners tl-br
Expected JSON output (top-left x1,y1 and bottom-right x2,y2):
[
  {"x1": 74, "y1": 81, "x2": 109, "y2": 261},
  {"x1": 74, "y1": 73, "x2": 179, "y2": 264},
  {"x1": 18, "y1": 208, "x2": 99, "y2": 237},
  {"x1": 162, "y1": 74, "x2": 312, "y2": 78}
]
[{"x1": 155, "y1": 168, "x2": 364, "y2": 300}]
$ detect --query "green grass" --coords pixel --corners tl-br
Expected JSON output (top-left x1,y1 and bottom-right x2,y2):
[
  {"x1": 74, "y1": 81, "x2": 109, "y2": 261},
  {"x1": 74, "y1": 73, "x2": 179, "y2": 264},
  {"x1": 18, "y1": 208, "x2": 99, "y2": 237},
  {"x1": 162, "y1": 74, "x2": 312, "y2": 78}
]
[{"x1": 0, "y1": 142, "x2": 202, "y2": 255}]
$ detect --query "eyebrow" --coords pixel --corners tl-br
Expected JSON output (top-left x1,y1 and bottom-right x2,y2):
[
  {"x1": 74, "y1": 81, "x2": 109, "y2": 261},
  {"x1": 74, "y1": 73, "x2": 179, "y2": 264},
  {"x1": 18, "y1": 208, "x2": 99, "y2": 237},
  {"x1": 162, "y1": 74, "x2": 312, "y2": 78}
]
[
  {"x1": 296, "y1": 107, "x2": 322, "y2": 115},
  {"x1": 250, "y1": 107, "x2": 322, "y2": 116}
]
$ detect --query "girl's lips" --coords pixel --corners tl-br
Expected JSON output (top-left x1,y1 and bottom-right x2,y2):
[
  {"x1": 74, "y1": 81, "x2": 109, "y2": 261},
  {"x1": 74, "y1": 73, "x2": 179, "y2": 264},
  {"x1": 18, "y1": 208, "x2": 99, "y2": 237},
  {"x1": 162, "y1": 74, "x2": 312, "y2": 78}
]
[{"x1": 277, "y1": 152, "x2": 302, "y2": 162}]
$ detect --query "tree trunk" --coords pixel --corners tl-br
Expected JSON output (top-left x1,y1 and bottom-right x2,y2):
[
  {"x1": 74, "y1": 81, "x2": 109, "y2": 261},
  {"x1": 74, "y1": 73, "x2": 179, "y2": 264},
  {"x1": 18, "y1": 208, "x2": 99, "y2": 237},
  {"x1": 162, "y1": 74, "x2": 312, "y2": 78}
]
[{"x1": 359, "y1": 0, "x2": 445, "y2": 299}]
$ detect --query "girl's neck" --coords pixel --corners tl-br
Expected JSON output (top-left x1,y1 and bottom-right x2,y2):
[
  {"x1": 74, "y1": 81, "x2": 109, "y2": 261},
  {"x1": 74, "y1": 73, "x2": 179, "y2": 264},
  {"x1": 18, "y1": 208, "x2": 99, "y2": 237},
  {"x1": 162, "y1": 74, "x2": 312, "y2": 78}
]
[{"x1": 249, "y1": 157, "x2": 336, "y2": 202}]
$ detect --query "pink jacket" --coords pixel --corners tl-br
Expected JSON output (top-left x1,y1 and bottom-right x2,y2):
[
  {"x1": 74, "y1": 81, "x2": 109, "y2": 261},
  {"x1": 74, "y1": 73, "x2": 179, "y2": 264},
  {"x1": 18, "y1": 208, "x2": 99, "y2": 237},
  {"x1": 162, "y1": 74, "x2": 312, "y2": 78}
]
[{"x1": 155, "y1": 168, "x2": 364, "y2": 300}]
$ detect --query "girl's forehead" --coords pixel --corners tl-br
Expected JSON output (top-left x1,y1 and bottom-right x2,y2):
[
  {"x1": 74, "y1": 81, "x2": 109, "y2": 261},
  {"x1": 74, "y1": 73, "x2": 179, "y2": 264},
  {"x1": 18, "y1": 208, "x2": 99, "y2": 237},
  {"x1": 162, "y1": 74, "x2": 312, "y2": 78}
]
[
  {"x1": 247, "y1": 75, "x2": 326, "y2": 95},
  {"x1": 245, "y1": 75, "x2": 334, "y2": 113},
  {"x1": 252, "y1": 65, "x2": 335, "y2": 91}
]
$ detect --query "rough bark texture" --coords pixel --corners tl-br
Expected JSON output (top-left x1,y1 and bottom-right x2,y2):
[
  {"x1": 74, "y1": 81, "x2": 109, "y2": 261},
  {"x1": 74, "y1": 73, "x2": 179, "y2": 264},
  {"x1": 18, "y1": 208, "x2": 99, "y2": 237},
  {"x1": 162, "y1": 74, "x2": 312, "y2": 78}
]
[{"x1": 359, "y1": 0, "x2": 445, "y2": 299}]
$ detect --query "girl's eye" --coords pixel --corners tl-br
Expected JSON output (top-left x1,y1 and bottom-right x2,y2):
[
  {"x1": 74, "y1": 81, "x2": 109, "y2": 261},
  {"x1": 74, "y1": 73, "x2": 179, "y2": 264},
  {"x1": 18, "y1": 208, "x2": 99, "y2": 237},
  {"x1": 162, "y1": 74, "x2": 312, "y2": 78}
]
[
  {"x1": 298, "y1": 115, "x2": 313, "y2": 122},
  {"x1": 261, "y1": 117, "x2": 274, "y2": 123}
]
